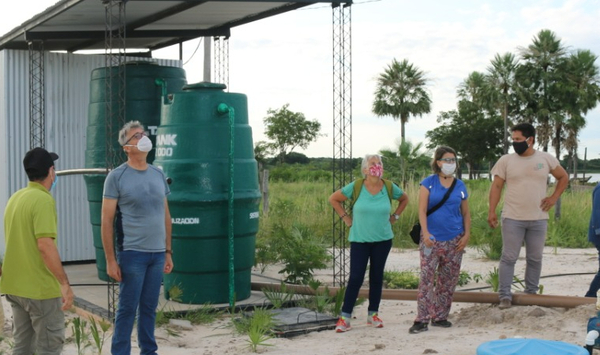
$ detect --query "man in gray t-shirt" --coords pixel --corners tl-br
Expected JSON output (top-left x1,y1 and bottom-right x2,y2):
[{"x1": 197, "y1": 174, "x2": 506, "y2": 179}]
[
  {"x1": 488, "y1": 122, "x2": 567, "y2": 310},
  {"x1": 103, "y1": 163, "x2": 170, "y2": 252},
  {"x1": 101, "y1": 120, "x2": 173, "y2": 355}
]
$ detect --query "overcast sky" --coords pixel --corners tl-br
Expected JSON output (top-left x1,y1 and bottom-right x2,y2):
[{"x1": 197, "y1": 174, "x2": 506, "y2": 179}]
[{"x1": 2, "y1": 0, "x2": 599, "y2": 162}]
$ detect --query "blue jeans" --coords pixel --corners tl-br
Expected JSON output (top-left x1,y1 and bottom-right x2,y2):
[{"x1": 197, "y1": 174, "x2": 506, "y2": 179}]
[
  {"x1": 112, "y1": 251, "x2": 165, "y2": 355},
  {"x1": 341, "y1": 239, "x2": 392, "y2": 317},
  {"x1": 586, "y1": 244, "x2": 600, "y2": 297}
]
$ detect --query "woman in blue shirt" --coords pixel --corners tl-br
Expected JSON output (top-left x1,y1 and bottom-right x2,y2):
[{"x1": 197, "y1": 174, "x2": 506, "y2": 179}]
[
  {"x1": 409, "y1": 146, "x2": 471, "y2": 334},
  {"x1": 329, "y1": 154, "x2": 409, "y2": 332}
]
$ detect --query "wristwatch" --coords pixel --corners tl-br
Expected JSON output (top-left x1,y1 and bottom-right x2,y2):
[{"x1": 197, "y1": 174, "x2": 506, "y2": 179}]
[{"x1": 392, "y1": 214, "x2": 400, "y2": 220}]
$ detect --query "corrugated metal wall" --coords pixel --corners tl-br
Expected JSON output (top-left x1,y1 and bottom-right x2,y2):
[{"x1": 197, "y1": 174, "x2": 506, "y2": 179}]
[{"x1": 0, "y1": 50, "x2": 182, "y2": 262}]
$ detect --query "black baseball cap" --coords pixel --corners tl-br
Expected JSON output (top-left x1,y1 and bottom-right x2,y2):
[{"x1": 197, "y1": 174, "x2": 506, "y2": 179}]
[{"x1": 23, "y1": 147, "x2": 59, "y2": 177}]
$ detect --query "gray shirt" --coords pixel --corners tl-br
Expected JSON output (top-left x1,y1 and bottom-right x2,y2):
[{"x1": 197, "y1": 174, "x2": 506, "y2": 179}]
[{"x1": 103, "y1": 163, "x2": 170, "y2": 252}]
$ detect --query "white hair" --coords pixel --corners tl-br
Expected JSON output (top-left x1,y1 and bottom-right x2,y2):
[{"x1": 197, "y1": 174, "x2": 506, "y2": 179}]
[
  {"x1": 118, "y1": 120, "x2": 145, "y2": 146},
  {"x1": 361, "y1": 154, "x2": 382, "y2": 178}
]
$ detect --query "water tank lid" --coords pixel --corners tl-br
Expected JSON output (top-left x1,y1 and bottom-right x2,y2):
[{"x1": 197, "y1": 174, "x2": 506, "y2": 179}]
[
  {"x1": 183, "y1": 82, "x2": 227, "y2": 91},
  {"x1": 477, "y1": 338, "x2": 588, "y2": 355},
  {"x1": 125, "y1": 61, "x2": 159, "y2": 66}
]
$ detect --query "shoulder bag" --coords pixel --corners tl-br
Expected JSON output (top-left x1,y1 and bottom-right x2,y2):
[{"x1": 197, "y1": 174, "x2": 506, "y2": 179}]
[{"x1": 409, "y1": 178, "x2": 457, "y2": 244}]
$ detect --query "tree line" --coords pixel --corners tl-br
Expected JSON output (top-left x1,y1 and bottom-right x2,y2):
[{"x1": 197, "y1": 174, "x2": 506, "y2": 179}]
[
  {"x1": 373, "y1": 29, "x2": 599, "y2": 179},
  {"x1": 255, "y1": 29, "x2": 599, "y2": 179}
]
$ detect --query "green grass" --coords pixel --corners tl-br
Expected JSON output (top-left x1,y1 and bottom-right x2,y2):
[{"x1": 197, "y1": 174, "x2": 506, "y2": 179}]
[
  {"x1": 253, "y1": 178, "x2": 593, "y2": 288},
  {"x1": 259, "y1": 179, "x2": 592, "y2": 252}
]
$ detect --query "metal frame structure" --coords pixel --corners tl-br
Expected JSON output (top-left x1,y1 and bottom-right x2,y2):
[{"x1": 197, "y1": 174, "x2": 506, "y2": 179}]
[
  {"x1": 20, "y1": 0, "x2": 354, "y2": 316},
  {"x1": 28, "y1": 41, "x2": 45, "y2": 149},
  {"x1": 214, "y1": 36, "x2": 230, "y2": 90},
  {"x1": 103, "y1": 0, "x2": 128, "y2": 322},
  {"x1": 331, "y1": 2, "x2": 352, "y2": 287}
]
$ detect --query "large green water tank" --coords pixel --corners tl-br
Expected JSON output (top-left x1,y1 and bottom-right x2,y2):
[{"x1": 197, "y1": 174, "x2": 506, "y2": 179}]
[
  {"x1": 154, "y1": 82, "x2": 260, "y2": 304},
  {"x1": 84, "y1": 62, "x2": 186, "y2": 281}
]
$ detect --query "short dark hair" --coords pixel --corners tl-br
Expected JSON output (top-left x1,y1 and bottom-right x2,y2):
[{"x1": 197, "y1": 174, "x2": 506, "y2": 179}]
[
  {"x1": 431, "y1": 146, "x2": 457, "y2": 174},
  {"x1": 23, "y1": 147, "x2": 59, "y2": 181},
  {"x1": 512, "y1": 122, "x2": 535, "y2": 138}
]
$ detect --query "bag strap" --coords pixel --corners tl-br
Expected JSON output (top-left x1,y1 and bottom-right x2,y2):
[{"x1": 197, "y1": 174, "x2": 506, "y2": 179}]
[
  {"x1": 349, "y1": 178, "x2": 394, "y2": 213},
  {"x1": 349, "y1": 178, "x2": 365, "y2": 213},
  {"x1": 426, "y1": 178, "x2": 457, "y2": 216},
  {"x1": 383, "y1": 179, "x2": 393, "y2": 203}
]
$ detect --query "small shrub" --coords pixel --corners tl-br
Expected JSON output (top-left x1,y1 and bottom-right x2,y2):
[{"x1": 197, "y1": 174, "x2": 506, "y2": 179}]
[
  {"x1": 471, "y1": 211, "x2": 503, "y2": 260},
  {"x1": 457, "y1": 271, "x2": 482, "y2": 287},
  {"x1": 89, "y1": 316, "x2": 111, "y2": 355},
  {"x1": 486, "y1": 267, "x2": 499, "y2": 292},
  {"x1": 185, "y1": 304, "x2": 222, "y2": 325},
  {"x1": 232, "y1": 308, "x2": 275, "y2": 353},
  {"x1": 383, "y1": 270, "x2": 419, "y2": 289},
  {"x1": 330, "y1": 286, "x2": 346, "y2": 316},
  {"x1": 262, "y1": 282, "x2": 296, "y2": 309},
  {"x1": 71, "y1": 317, "x2": 90, "y2": 355},
  {"x1": 268, "y1": 223, "x2": 331, "y2": 284},
  {"x1": 156, "y1": 285, "x2": 183, "y2": 326}
]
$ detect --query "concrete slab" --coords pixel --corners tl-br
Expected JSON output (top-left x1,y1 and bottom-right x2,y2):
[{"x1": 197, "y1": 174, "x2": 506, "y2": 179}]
[
  {"x1": 268, "y1": 307, "x2": 337, "y2": 337},
  {"x1": 66, "y1": 262, "x2": 277, "y2": 320}
]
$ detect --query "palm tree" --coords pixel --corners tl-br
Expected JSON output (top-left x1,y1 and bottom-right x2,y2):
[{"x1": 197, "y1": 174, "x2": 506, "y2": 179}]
[
  {"x1": 487, "y1": 53, "x2": 519, "y2": 154},
  {"x1": 458, "y1": 71, "x2": 491, "y2": 108},
  {"x1": 372, "y1": 59, "x2": 432, "y2": 142},
  {"x1": 516, "y1": 29, "x2": 567, "y2": 153},
  {"x1": 563, "y1": 49, "x2": 600, "y2": 177},
  {"x1": 379, "y1": 140, "x2": 430, "y2": 183}
]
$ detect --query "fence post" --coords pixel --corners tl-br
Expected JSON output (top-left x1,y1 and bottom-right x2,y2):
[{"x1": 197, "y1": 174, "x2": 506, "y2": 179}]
[{"x1": 262, "y1": 170, "x2": 269, "y2": 215}]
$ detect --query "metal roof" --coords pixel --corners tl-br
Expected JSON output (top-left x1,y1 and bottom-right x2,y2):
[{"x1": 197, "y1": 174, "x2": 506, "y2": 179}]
[{"x1": 0, "y1": 0, "x2": 350, "y2": 52}]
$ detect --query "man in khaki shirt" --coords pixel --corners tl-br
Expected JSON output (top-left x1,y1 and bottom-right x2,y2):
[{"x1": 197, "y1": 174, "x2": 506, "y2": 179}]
[{"x1": 488, "y1": 123, "x2": 568, "y2": 309}]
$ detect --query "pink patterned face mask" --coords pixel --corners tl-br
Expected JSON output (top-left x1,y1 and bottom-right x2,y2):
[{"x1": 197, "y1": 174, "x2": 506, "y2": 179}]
[{"x1": 368, "y1": 164, "x2": 383, "y2": 177}]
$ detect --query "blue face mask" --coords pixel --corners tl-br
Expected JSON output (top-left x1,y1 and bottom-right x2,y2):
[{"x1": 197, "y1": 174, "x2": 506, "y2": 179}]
[{"x1": 51, "y1": 172, "x2": 58, "y2": 191}]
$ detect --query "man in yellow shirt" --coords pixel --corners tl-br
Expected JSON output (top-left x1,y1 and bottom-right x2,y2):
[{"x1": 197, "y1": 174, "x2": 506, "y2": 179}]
[{"x1": 1, "y1": 147, "x2": 74, "y2": 355}]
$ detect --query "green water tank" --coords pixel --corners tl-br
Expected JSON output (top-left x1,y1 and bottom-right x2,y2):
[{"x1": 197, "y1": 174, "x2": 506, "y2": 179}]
[
  {"x1": 154, "y1": 82, "x2": 260, "y2": 304},
  {"x1": 84, "y1": 62, "x2": 186, "y2": 281}
]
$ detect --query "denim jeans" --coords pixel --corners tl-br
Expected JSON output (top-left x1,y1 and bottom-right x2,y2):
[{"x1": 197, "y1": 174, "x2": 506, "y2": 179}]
[
  {"x1": 498, "y1": 218, "x2": 547, "y2": 300},
  {"x1": 586, "y1": 244, "x2": 600, "y2": 297},
  {"x1": 341, "y1": 239, "x2": 392, "y2": 317},
  {"x1": 112, "y1": 250, "x2": 165, "y2": 355}
]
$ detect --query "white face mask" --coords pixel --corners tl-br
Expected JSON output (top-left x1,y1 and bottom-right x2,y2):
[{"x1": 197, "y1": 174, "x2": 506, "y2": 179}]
[
  {"x1": 441, "y1": 163, "x2": 456, "y2": 175},
  {"x1": 135, "y1": 136, "x2": 153, "y2": 152}
]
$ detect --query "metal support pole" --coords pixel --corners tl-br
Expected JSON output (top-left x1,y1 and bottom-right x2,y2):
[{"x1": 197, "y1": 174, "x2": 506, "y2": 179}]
[
  {"x1": 28, "y1": 40, "x2": 45, "y2": 149},
  {"x1": 104, "y1": 0, "x2": 127, "y2": 322},
  {"x1": 203, "y1": 36, "x2": 211, "y2": 82},
  {"x1": 331, "y1": 2, "x2": 352, "y2": 287},
  {"x1": 214, "y1": 36, "x2": 230, "y2": 90}
]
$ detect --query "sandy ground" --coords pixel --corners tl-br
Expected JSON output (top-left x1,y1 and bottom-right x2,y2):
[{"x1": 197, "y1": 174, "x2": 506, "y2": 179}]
[{"x1": 3, "y1": 246, "x2": 600, "y2": 355}]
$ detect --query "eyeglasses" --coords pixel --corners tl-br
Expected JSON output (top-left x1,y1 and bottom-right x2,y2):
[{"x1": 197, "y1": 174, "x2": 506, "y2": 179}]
[
  {"x1": 509, "y1": 136, "x2": 530, "y2": 143},
  {"x1": 438, "y1": 158, "x2": 457, "y2": 163},
  {"x1": 124, "y1": 131, "x2": 148, "y2": 145}
]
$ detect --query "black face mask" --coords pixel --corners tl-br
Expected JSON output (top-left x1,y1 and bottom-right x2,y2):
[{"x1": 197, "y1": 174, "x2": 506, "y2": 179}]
[{"x1": 512, "y1": 139, "x2": 530, "y2": 155}]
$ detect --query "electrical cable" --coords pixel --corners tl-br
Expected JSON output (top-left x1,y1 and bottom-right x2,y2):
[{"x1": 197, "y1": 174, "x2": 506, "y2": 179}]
[{"x1": 183, "y1": 37, "x2": 203, "y2": 66}]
